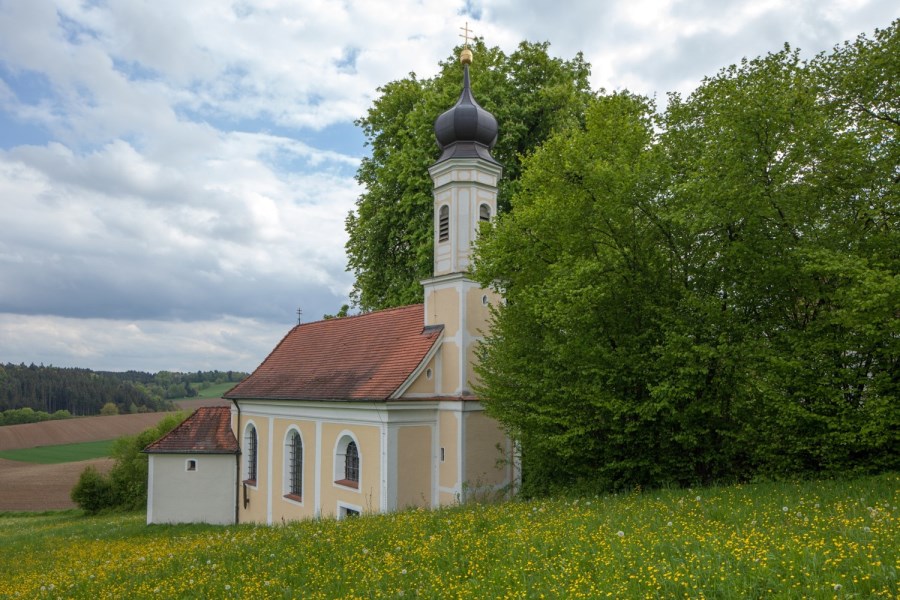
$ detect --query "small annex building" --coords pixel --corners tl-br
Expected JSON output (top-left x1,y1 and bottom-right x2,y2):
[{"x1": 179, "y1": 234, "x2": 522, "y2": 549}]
[
  {"x1": 145, "y1": 44, "x2": 516, "y2": 524},
  {"x1": 144, "y1": 406, "x2": 239, "y2": 524}
]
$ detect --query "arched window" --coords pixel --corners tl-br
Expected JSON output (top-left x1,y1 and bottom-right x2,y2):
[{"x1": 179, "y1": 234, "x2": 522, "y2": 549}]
[
  {"x1": 334, "y1": 434, "x2": 360, "y2": 489},
  {"x1": 285, "y1": 429, "x2": 303, "y2": 499},
  {"x1": 345, "y1": 441, "x2": 359, "y2": 482},
  {"x1": 244, "y1": 424, "x2": 258, "y2": 484},
  {"x1": 479, "y1": 203, "x2": 491, "y2": 223},
  {"x1": 439, "y1": 205, "x2": 450, "y2": 242}
]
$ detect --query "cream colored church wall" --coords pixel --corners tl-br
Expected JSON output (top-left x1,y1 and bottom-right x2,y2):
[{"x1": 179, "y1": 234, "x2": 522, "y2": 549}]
[
  {"x1": 270, "y1": 418, "x2": 317, "y2": 522},
  {"x1": 404, "y1": 355, "x2": 437, "y2": 396},
  {"x1": 466, "y1": 287, "x2": 497, "y2": 337},
  {"x1": 440, "y1": 342, "x2": 460, "y2": 394},
  {"x1": 425, "y1": 286, "x2": 460, "y2": 334},
  {"x1": 464, "y1": 411, "x2": 510, "y2": 490},
  {"x1": 396, "y1": 425, "x2": 433, "y2": 509},
  {"x1": 438, "y1": 410, "x2": 459, "y2": 505},
  {"x1": 241, "y1": 416, "x2": 269, "y2": 524},
  {"x1": 320, "y1": 422, "x2": 381, "y2": 517}
]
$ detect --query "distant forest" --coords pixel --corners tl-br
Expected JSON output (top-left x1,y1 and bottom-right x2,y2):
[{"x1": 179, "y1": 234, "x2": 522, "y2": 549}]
[{"x1": 0, "y1": 364, "x2": 247, "y2": 422}]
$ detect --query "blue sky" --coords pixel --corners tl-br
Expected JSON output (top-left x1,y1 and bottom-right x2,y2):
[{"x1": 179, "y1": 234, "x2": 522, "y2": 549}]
[{"x1": 0, "y1": 0, "x2": 895, "y2": 372}]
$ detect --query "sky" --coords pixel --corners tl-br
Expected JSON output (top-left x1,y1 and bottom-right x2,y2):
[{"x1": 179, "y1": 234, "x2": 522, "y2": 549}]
[{"x1": 0, "y1": 0, "x2": 895, "y2": 373}]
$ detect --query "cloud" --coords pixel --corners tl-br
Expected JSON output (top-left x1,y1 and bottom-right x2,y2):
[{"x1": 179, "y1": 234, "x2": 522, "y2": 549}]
[
  {"x1": 0, "y1": 139, "x2": 358, "y2": 323},
  {"x1": 0, "y1": 313, "x2": 290, "y2": 372},
  {"x1": 0, "y1": 0, "x2": 895, "y2": 372}
]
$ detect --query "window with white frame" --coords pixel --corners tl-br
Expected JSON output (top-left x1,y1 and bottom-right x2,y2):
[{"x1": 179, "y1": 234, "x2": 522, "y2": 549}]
[
  {"x1": 334, "y1": 434, "x2": 360, "y2": 489},
  {"x1": 284, "y1": 429, "x2": 303, "y2": 501},
  {"x1": 338, "y1": 503, "x2": 362, "y2": 519},
  {"x1": 244, "y1": 423, "x2": 258, "y2": 485},
  {"x1": 479, "y1": 203, "x2": 491, "y2": 223}
]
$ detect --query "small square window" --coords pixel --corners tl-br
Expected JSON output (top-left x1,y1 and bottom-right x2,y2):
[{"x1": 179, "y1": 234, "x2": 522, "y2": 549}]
[{"x1": 186, "y1": 459, "x2": 197, "y2": 472}]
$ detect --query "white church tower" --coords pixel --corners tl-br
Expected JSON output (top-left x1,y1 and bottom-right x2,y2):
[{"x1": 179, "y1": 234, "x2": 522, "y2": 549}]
[{"x1": 421, "y1": 42, "x2": 502, "y2": 398}]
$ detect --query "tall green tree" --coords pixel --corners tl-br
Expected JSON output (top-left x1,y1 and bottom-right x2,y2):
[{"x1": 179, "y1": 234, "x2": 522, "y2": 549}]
[
  {"x1": 346, "y1": 40, "x2": 593, "y2": 310},
  {"x1": 474, "y1": 22, "x2": 899, "y2": 494}
]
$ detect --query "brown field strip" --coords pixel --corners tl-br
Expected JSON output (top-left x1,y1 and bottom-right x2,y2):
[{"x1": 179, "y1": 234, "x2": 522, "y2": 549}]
[
  {"x1": 0, "y1": 398, "x2": 229, "y2": 452},
  {"x1": 0, "y1": 412, "x2": 177, "y2": 451},
  {"x1": 0, "y1": 399, "x2": 230, "y2": 511},
  {"x1": 0, "y1": 457, "x2": 115, "y2": 511}
]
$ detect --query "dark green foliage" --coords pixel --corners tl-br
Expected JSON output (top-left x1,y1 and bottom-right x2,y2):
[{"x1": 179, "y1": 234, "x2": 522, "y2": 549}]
[
  {"x1": 474, "y1": 22, "x2": 899, "y2": 495},
  {"x1": 70, "y1": 466, "x2": 116, "y2": 514},
  {"x1": 0, "y1": 364, "x2": 247, "y2": 418},
  {"x1": 70, "y1": 413, "x2": 188, "y2": 513},
  {"x1": 323, "y1": 304, "x2": 351, "y2": 319},
  {"x1": 0, "y1": 407, "x2": 71, "y2": 426},
  {"x1": 346, "y1": 40, "x2": 593, "y2": 310}
]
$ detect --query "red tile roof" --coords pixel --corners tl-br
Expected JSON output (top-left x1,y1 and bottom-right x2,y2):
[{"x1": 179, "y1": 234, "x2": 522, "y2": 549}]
[
  {"x1": 224, "y1": 304, "x2": 442, "y2": 401},
  {"x1": 143, "y1": 406, "x2": 239, "y2": 454}
]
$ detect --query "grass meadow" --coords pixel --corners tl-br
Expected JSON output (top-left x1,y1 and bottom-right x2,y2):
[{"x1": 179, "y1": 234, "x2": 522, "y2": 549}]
[
  {"x1": 0, "y1": 440, "x2": 115, "y2": 464},
  {"x1": 0, "y1": 473, "x2": 895, "y2": 599},
  {"x1": 192, "y1": 381, "x2": 237, "y2": 399}
]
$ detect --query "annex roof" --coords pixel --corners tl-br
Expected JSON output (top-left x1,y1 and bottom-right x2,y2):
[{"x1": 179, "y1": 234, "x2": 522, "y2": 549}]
[
  {"x1": 224, "y1": 304, "x2": 443, "y2": 402},
  {"x1": 143, "y1": 406, "x2": 239, "y2": 454}
]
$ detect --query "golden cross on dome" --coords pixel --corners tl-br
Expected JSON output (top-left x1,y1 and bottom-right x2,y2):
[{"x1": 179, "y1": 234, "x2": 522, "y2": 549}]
[
  {"x1": 459, "y1": 21, "x2": 472, "y2": 48},
  {"x1": 458, "y1": 21, "x2": 474, "y2": 65}
]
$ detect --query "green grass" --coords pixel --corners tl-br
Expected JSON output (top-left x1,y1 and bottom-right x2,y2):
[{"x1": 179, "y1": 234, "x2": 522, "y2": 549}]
[
  {"x1": 171, "y1": 381, "x2": 237, "y2": 401},
  {"x1": 0, "y1": 440, "x2": 115, "y2": 464},
  {"x1": 0, "y1": 473, "x2": 896, "y2": 599}
]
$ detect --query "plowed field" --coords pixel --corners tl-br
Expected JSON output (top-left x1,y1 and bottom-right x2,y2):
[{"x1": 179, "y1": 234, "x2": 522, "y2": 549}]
[{"x1": 0, "y1": 398, "x2": 229, "y2": 511}]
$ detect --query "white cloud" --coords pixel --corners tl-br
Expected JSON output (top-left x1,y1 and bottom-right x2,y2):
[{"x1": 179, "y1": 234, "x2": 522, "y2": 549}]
[
  {"x1": 0, "y1": 0, "x2": 895, "y2": 371},
  {"x1": 0, "y1": 313, "x2": 288, "y2": 372}
]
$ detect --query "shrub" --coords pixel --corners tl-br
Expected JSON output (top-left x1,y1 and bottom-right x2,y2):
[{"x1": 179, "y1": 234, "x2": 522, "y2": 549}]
[{"x1": 70, "y1": 466, "x2": 116, "y2": 514}]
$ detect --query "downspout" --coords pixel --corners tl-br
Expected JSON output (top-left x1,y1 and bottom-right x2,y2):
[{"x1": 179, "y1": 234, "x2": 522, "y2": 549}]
[{"x1": 232, "y1": 398, "x2": 241, "y2": 525}]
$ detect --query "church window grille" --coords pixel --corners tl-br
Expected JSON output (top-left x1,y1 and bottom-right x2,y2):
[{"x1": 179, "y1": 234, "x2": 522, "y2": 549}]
[
  {"x1": 345, "y1": 441, "x2": 360, "y2": 482},
  {"x1": 287, "y1": 430, "x2": 303, "y2": 498},
  {"x1": 245, "y1": 424, "x2": 257, "y2": 484}
]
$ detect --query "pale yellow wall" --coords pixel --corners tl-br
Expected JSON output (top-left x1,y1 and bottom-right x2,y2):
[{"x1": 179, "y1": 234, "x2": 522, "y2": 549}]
[
  {"x1": 270, "y1": 418, "x2": 317, "y2": 522},
  {"x1": 438, "y1": 410, "x2": 458, "y2": 490},
  {"x1": 466, "y1": 287, "x2": 497, "y2": 337},
  {"x1": 426, "y1": 286, "x2": 460, "y2": 334},
  {"x1": 440, "y1": 342, "x2": 460, "y2": 395},
  {"x1": 319, "y1": 422, "x2": 382, "y2": 517},
  {"x1": 240, "y1": 416, "x2": 268, "y2": 524},
  {"x1": 465, "y1": 411, "x2": 510, "y2": 488},
  {"x1": 465, "y1": 344, "x2": 480, "y2": 390},
  {"x1": 404, "y1": 355, "x2": 436, "y2": 396},
  {"x1": 396, "y1": 426, "x2": 432, "y2": 509}
]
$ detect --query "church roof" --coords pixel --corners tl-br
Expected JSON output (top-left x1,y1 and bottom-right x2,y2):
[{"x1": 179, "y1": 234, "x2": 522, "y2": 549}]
[
  {"x1": 143, "y1": 406, "x2": 239, "y2": 454},
  {"x1": 224, "y1": 304, "x2": 443, "y2": 402}
]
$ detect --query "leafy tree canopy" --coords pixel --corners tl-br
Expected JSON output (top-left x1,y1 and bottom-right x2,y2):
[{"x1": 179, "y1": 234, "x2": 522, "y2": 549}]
[
  {"x1": 473, "y1": 21, "x2": 899, "y2": 494},
  {"x1": 346, "y1": 40, "x2": 593, "y2": 310}
]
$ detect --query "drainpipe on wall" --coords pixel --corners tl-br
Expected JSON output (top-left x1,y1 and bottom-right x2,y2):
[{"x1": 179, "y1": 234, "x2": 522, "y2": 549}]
[{"x1": 232, "y1": 398, "x2": 241, "y2": 525}]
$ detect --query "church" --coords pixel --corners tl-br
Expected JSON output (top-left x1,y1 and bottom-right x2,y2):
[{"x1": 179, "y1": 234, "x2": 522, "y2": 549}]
[{"x1": 144, "y1": 44, "x2": 517, "y2": 525}]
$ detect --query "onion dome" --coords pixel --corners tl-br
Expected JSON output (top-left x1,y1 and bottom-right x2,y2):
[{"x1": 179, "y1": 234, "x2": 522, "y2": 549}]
[{"x1": 433, "y1": 57, "x2": 499, "y2": 164}]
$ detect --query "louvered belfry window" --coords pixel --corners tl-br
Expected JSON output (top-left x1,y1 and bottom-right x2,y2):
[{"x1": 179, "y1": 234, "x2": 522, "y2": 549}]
[{"x1": 439, "y1": 205, "x2": 450, "y2": 242}]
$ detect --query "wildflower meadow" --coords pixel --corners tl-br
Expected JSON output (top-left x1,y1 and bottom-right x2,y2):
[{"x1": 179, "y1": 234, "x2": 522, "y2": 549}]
[{"x1": 1, "y1": 473, "x2": 896, "y2": 599}]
